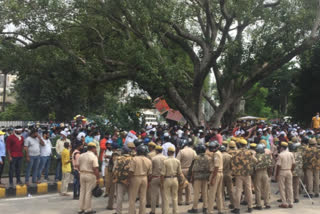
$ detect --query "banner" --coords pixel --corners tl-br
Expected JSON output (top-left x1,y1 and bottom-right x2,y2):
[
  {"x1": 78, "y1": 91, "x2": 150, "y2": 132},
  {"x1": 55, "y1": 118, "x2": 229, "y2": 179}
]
[
  {"x1": 166, "y1": 109, "x2": 184, "y2": 122},
  {"x1": 154, "y1": 97, "x2": 170, "y2": 114}
]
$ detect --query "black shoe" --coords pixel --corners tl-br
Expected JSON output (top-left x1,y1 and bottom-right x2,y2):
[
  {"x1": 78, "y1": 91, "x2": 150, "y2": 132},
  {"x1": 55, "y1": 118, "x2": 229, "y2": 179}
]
[
  {"x1": 203, "y1": 208, "x2": 207, "y2": 214},
  {"x1": 188, "y1": 209, "x2": 198, "y2": 213},
  {"x1": 214, "y1": 206, "x2": 217, "y2": 210},
  {"x1": 231, "y1": 209, "x2": 240, "y2": 214},
  {"x1": 73, "y1": 197, "x2": 79, "y2": 200},
  {"x1": 265, "y1": 205, "x2": 271, "y2": 209},
  {"x1": 106, "y1": 207, "x2": 113, "y2": 210},
  {"x1": 78, "y1": 211, "x2": 84, "y2": 214},
  {"x1": 314, "y1": 194, "x2": 319, "y2": 198},
  {"x1": 17, "y1": 181, "x2": 23, "y2": 185},
  {"x1": 271, "y1": 179, "x2": 277, "y2": 183},
  {"x1": 149, "y1": 212, "x2": 155, "y2": 214},
  {"x1": 186, "y1": 202, "x2": 190, "y2": 206},
  {"x1": 277, "y1": 199, "x2": 282, "y2": 203},
  {"x1": 156, "y1": 205, "x2": 160, "y2": 208},
  {"x1": 304, "y1": 194, "x2": 313, "y2": 198},
  {"x1": 104, "y1": 194, "x2": 108, "y2": 198},
  {"x1": 146, "y1": 205, "x2": 151, "y2": 208},
  {"x1": 294, "y1": 199, "x2": 299, "y2": 203},
  {"x1": 241, "y1": 201, "x2": 248, "y2": 205},
  {"x1": 218, "y1": 212, "x2": 223, "y2": 214},
  {"x1": 253, "y1": 206, "x2": 262, "y2": 210},
  {"x1": 247, "y1": 208, "x2": 252, "y2": 213},
  {"x1": 84, "y1": 211, "x2": 96, "y2": 214},
  {"x1": 229, "y1": 204, "x2": 235, "y2": 209},
  {"x1": 199, "y1": 198, "x2": 203, "y2": 202},
  {"x1": 178, "y1": 203, "x2": 183, "y2": 206}
]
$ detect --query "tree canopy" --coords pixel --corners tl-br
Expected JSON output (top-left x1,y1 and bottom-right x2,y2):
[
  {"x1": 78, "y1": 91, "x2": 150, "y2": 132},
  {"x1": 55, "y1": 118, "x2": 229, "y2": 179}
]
[{"x1": 1, "y1": 0, "x2": 320, "y2": 127}]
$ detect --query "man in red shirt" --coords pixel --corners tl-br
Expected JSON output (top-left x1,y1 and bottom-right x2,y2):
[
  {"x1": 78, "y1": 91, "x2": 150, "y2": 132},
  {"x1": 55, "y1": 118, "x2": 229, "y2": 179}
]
[{"x1": 6, "y1": 126, "x2": 24, "y2": 187}]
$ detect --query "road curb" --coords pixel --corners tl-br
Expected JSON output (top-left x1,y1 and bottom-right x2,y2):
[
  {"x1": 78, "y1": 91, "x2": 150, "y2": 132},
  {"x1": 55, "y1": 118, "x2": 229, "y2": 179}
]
[{"x1": 0, "y1": 178, "x2": 104, "y2": 198}]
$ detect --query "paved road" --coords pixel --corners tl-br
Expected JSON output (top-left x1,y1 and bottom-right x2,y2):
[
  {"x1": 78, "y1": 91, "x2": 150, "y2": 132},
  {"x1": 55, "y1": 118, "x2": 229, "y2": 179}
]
[{"x1": 1, "y1": 183, "x2": 320, "y2": 214}]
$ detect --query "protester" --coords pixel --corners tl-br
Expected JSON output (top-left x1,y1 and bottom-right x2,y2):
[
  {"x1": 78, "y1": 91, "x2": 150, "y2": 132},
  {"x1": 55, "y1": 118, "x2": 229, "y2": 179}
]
[
  {"x1": 6, "y1": 126, "x2": 24, "y2": 186},
  {"x1": 55, "y1": 131, "x2": 70, "y2": 181},
  {"x1": 24, "y1": 129, "x2": 44, "y2": 185},
  {"x1": 0, "y1": 130, "x2": 6, "y2": 184},
  {"x1": 38, "y1": 130, "x2": 52, "y2": 182},
  {"x1": 61, "y1": 142, "x2": 71, "y2": 196}
]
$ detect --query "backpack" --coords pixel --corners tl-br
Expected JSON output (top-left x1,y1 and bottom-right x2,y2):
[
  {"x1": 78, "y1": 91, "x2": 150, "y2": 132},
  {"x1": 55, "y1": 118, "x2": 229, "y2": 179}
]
[
  {"x1": 255, "y1": 153, "x2": 272, "y2": 170},
  {"x1": 231, "y1": 149, "x2": 255, "y2": 176},
  {"x1": 192, "y1": 155, "x2": 211, "y2": 180},
  {"x1": 112, "y1": 155, "x2": 132, "y2": 185}
]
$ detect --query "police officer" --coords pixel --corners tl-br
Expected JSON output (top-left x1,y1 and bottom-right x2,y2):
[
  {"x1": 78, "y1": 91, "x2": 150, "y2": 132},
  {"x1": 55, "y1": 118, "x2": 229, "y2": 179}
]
[
  {"x1": 207, "y1": 141, "x2": 224, "y2": 214},
  {"x1": 127, "y1": 142, "x2": 136, "y2": 156},
  {"x1": 78, "y1": 142, "x2": 100, "y2": 214},
  {"x1": 231, "y1": 139, "x2": 256, "y2": 214},
  {"x1": 150, "y1": 145, "x2": 167, "y2": 214},
  {"x1": 276, "y1": 142, "x2": 295, "y2": 208},
  {"x1": 147, "y1": 141, "x2": 157, "y2": 208},
  {"x1": 161, "y1": 147, "x2": 182, "y2": 214},
  {"x1": 221, "y1": 145, "x2": 234, "y2": 209},
  {"x1": 289, "y1": 142, "x2": 303, "y2": 203},
  {"x1": 128, "y1": 145, "x2": 152, "y2": 214},
  {"x1": 113, "y1": 146, "x2": 134, "y2": 214},
  {"x1": 177, "y1": 138, "x2": 196, "y2": 205},
  {"x1": 228, "y1": 141, "x2": 237, "y2": 155},
  {"x1": 253, "y1": 144, "x2": 272, "y2": 210},
  {"x1": 304, "y1": 138, "x2": 319, "y2": 198},
  {"x1": 188, "y1": 144, "x2": 211, "y2": 214}
]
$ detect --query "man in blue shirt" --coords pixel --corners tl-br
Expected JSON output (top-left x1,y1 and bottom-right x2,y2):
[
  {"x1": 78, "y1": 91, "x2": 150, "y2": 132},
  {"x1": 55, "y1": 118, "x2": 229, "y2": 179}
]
[{"x1": 0, "y1": 130, "x2": 7, "y2": 184}]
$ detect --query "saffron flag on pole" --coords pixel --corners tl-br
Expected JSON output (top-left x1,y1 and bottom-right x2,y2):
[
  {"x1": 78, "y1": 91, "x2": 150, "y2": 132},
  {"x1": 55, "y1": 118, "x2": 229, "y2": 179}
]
[{"x1": 154, "y1": 97, "x2": 170, "y2": 114}]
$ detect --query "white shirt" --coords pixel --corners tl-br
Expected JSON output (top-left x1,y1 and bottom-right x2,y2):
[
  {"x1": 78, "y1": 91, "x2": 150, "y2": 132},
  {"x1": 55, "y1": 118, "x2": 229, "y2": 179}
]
[
  {"x1": 162, "y1": 142, "x2": 176, "y2": 157},
  {"x1": 24, "y1": 137, "x2": 40, "y2": 156},
  {"x1": 40, "y1": 138, "x2": 52, "y2": 157},
  {"x1": 104, "y1": 149, "x2": 113, "y2": 166}
]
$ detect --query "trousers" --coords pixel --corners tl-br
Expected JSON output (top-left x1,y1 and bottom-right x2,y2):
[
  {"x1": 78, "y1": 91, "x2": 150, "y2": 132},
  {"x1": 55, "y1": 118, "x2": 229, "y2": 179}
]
[
  {"x1": 208, "y1": 172, "x2": 223, "y2": 213},
  {"x1": 254, "y1": 169, "x2": 270, "y2": 207},
  {"x1": 192, "y1": 179, "x2": 208, "y2": 209},
  {"x1": 150, "y1": 177, "x2": 163, "y2": 213},
  {"x1": 104, "y1": 167, "x2": 112, "y2": 195},
  {"x1": 128, "y1": 175, "x2": 148, "y2": 214},
  {"x1": 79, "y1": 173, "x2": 96, "y2": 212},
  {"x1": 306, "y1": 168, "x2": 319, "y2": 195},
  {"x1": 116, "y1": 183, "x2": 129, "y2": 214},
  {"x1": 235, "y1": 176, "x2": 253, "y2": 209},
  {"x1": 9, "y1": 157, "x2": 22, "y2": 184},
  {"x1": 279, "y1": 170, "x2": 293, "y2": 206},
  {"x1": 107, "y1": 176, "x2": 116, "y2": 209},
  {"x1": 223, "y1": 173, "x2": 234, "y2": 206},
  {"x1": 163, "y1": 177, "x2": 179, "y2": 214},
  {"x1": 61, "y1": 172, "x2": 71, "y2": 194},
  {"x1": 25, "y1": 155, "x2": 40, "y2": 183},
  {"x1": 178, "y1": 169, "x2": 191, "y2": 204}
]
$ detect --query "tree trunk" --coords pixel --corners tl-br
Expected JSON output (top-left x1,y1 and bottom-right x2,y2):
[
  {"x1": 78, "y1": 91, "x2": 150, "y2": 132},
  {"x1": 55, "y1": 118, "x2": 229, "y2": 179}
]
[
  {"x1": 209, "y1": 97, "x2": 235, "y2": 128},
  {"x1": 221, "y1": 99, "x2": 241, "y2": 127},
  {"x1": 2, "y1": 73, "x2": 7, "y2": 112}
]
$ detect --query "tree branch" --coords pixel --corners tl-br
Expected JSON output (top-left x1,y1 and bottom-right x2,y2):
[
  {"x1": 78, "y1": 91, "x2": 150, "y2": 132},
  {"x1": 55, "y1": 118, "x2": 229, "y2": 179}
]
[
  {"x1": 202, "y1": 92, "x2": 217, "y2": 111},
  {"x1": 171, "y1": 23, "x2": 205, "y2": 49}
]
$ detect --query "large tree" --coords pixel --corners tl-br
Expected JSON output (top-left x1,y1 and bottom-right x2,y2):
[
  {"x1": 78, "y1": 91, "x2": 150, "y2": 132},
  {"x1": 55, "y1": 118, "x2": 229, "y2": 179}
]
[{"x1": 1, "y1": 0, "x2": 320, "y2": 127}]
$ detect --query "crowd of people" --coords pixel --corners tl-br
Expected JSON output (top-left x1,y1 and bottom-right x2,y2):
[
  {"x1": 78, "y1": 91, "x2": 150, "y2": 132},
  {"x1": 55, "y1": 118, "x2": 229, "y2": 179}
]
[{"x1": 0, "y1": 118, "x2": 320, "y2": 214}]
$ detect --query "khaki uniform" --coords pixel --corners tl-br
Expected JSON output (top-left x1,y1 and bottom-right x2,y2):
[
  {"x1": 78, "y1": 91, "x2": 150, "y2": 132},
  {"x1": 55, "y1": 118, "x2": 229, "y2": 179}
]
[
  {"x1": 304, "y1": 147, "x2": 319, "y2": 195},
  {"x1": 191, "y1": 154, "x2": 211, "y2": 210},
  {"x1": 128, "y1": 156, "x2": 152, "y2": 214},
  {"x1": 147, "y1": 150, "x2": 157, "y2": 206},
  {"x1": 277, "y1": 150, "x2": 295, "y2": 206},
  {"x1": 233, "y1": 148, "x2": 256, "y2": 210},
  {"x1": 222, "y1": 152, "x2": 234, "y2": 207},
  {"x1": 292, "y1": 151, "x2": 303, "y2": 200},
  {"x1": 78, "y1": 151, "x2": 99, "y2": 212},
  {"x1": 176, "y1": 146, "x2": 196, "y2": 204},
  {"x1": 208, "y1": 150, "x2": 224, "y2": 214},
  {"x1": 150, "y1": 153, "x2": 167, "y2": 213},
  {"x1": 254, "y1": 153, "x2": 272, "y2": 207},
  {"x1": 161, "y1": 156, "x2": 182, "y2": 214},
  {"x1": 113, "y1": 154, "x2": 133, "y2": 214}
]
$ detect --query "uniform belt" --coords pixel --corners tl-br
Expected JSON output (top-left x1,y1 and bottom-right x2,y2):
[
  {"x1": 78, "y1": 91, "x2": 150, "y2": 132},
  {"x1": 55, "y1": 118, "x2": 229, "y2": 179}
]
[
  {"x1": 164, "y1": 176, "x2": 177, "y2": 178},
  {"x1": 152, "y1": 176, "x2": 161, "y2": 178},
  {"x1": 280, "y1": 169, "x2": 291, "y2": 170},
  {"x1": 133, "y1": 174, "x2": 147, "y2": 176},
  {"x1": 80, "y1": 170, "x2": 94, "y2": 174}
]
